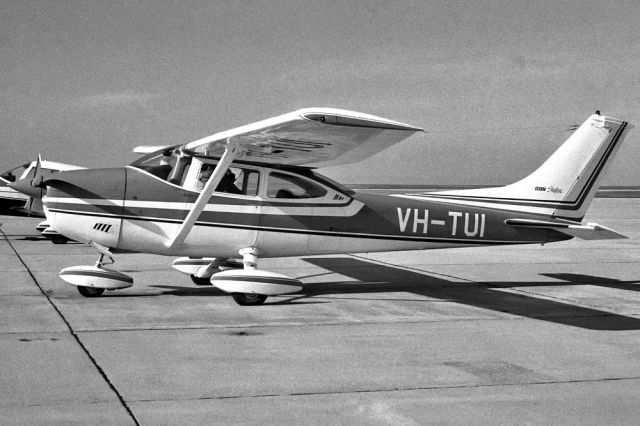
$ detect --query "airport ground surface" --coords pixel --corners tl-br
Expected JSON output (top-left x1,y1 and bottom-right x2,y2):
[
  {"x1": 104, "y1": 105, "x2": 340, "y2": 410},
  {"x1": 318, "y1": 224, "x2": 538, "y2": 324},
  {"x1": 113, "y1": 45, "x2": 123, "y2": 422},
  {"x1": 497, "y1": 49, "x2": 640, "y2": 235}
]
[{"x1": 1, "y1": 198, "x2": 639, "y2": 425}]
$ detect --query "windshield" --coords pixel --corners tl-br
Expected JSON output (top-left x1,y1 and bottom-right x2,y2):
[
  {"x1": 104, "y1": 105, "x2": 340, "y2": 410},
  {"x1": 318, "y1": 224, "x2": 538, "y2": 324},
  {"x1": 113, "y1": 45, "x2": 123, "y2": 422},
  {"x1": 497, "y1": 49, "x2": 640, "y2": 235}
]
[{"x1": 0, "y1": 162, "x2": 30, "y2": 183}]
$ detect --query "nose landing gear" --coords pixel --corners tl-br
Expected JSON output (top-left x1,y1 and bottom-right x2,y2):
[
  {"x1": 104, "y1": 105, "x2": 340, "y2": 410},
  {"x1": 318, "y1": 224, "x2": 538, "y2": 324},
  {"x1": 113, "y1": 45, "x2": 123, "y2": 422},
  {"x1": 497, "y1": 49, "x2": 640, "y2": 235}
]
[{"x1": 59, "y1": 242, "x2": 133, "y2": 297}]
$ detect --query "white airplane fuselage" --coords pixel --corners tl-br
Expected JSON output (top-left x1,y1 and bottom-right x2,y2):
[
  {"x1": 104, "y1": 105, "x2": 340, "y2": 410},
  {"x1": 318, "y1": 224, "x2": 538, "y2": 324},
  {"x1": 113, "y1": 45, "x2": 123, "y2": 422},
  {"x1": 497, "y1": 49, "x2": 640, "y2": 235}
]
[{"x1": 42, "y1": 163, "x2": 567, "y2": 259}]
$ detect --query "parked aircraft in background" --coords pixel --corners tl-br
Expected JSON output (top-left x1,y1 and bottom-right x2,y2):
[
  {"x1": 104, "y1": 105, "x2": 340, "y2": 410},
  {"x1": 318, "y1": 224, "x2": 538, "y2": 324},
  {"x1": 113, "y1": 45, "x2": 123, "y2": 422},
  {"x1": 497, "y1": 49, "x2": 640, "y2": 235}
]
[
  {"x1": 37, "y1": 108, "x2": 631, "y2": 304},
  {"x1": 1, "y1": 159, "x2": 84, "y2": 216}
]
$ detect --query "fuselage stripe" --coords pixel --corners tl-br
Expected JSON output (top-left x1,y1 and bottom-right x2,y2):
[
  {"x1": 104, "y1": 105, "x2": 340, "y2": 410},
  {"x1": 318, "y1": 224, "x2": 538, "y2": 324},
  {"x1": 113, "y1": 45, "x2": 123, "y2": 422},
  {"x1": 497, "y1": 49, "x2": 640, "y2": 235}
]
[
  {"x1": 43, "y1": 197, "x2": 361, "y2": 216},
  {"x1": 46, "y1": 207, "x2": 538, "y2": 245}
]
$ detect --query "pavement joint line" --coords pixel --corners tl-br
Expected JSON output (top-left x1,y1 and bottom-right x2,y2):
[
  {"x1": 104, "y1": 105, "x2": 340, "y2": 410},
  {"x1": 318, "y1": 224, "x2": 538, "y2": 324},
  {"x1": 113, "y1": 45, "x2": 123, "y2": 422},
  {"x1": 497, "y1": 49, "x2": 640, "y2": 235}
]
[
  {"x1": 125, "y1": 375, "x2": 640, "y2": 403},
  {"x1": 3, "y1": 400, "x2": 128, "y2": 409},
  {"x1": 0, "y1": 227, "x2": 141, "y2": 426},
  {"x1": 64, "y1": 312, "x2": 626, "y2": 334},
  {"x1": 71, "y1": 317, "x2": 518, "y2": 333}
]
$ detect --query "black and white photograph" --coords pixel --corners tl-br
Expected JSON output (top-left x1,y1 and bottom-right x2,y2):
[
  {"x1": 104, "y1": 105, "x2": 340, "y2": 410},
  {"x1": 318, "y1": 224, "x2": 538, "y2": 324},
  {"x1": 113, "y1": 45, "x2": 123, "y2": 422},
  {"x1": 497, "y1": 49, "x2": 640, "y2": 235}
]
[{"x1": 1, "y1": 1, "x2": 639, "y2": 424}]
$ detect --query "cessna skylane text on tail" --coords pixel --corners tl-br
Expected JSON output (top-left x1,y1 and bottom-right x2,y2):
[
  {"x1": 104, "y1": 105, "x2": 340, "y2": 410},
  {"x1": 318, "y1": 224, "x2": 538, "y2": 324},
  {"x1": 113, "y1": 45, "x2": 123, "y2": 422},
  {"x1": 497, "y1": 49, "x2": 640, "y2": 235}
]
[{"x1": 39, "y1": 108, "x2": 631, "y2": 305}]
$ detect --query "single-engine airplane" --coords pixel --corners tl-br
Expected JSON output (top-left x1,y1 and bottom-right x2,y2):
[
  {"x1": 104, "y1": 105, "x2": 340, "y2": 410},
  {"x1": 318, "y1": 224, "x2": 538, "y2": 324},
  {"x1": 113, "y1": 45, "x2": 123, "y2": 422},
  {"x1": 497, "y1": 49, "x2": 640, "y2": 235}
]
[
  {"x1": 1, "y1": 158, "x2": 84, "y2": 216},
  {"x1": 40, "y1": 108, "x2": 631, "y2": 305}
]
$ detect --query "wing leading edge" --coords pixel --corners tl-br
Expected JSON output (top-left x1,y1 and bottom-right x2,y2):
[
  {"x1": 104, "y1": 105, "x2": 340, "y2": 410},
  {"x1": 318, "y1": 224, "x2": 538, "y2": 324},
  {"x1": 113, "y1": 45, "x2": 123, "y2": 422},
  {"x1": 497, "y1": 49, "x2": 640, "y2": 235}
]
[{"x1": 182, "y1": 108, "x2": 423, "y2": 167}]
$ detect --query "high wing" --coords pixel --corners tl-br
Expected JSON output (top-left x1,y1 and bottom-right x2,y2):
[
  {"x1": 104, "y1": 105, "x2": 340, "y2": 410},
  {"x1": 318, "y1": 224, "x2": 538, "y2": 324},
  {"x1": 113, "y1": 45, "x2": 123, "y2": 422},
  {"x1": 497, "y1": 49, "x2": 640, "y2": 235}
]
[
  {"x1": 182, "y1": 107, "x2": 423, "y2": 167},
  {"x1": 163, "y1": 108, "x2": 422, "y2": 249}
]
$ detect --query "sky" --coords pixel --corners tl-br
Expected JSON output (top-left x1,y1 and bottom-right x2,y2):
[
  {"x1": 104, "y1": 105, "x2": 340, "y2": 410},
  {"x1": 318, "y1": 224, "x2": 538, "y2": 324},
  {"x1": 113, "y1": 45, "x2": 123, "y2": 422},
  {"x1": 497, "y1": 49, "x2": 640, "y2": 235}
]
[{"x1": 1, "y1": 0, "x2": 639, "y2": 185}]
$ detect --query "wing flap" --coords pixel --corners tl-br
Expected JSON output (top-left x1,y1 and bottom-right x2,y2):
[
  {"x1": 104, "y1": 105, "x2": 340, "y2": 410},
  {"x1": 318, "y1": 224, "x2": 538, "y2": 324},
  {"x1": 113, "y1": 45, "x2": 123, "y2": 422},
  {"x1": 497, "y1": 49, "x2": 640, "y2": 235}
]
[
  {"x1": 505, "y1": 219, "x2": 627, "y2": 240},
  {"x1": 183, "y1": 108, "x2": 423, "y2": 167}
]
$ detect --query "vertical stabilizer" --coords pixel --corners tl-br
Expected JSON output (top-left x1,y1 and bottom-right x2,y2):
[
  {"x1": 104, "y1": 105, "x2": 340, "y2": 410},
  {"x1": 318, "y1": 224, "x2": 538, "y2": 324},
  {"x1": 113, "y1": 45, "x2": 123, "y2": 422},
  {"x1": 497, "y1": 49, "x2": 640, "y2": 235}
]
[{"x1": 425, "y1": 114, "x2": 631, "y2": 220}]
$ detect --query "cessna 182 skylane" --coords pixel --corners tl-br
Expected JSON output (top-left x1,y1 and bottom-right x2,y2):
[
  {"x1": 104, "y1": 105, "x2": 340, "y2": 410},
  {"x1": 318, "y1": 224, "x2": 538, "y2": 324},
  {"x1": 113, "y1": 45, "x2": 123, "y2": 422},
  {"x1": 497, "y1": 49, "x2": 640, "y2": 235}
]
[{"x1": 41, "y1": 108, "x2": 631, "y2": 305}]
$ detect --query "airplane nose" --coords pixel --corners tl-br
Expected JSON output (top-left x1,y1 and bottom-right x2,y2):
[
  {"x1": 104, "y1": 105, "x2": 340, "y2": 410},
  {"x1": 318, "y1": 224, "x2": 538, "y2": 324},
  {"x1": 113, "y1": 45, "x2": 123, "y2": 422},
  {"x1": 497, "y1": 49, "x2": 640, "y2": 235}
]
[
  {"x1": 43, "y1": 168, "x2": 127, "y2": 248},
  {"x1": 7, "y1": 174, "x2": 42, "y2": 198}
]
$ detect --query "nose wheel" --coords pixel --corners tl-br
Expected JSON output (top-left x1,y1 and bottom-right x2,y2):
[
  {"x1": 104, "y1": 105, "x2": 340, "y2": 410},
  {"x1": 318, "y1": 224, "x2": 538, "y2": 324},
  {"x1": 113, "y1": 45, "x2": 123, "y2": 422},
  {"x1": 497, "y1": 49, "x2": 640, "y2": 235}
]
[{"x1": 59, "y1": 242, "x2": 134, "y2": 297}]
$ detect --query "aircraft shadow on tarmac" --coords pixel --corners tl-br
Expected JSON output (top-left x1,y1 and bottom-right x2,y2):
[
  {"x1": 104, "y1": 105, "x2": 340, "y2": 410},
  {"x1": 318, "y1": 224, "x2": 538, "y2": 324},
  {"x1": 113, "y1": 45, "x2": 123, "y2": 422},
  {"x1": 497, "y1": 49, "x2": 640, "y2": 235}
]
[
  {"x1": 151, "y1": 256, "x2": 640, "y2": 330},
  {"x1": 297, "y1": 257, "x2": 640, "y2": 331}
]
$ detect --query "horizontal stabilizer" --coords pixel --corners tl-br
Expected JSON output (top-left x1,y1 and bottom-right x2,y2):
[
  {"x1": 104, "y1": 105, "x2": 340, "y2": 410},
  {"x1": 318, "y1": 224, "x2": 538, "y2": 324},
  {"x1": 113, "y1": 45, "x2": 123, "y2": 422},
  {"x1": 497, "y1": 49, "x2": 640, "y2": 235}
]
[{"x1": 505, "y1": 219, "x2": 627, "y2": 240}]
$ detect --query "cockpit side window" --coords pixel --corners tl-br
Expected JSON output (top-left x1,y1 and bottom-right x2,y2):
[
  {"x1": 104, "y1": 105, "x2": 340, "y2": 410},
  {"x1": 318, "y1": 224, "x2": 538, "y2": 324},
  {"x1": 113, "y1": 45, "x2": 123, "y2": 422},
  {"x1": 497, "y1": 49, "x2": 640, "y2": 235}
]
[
  {"x1": 130, "y1": 150, "x2": 260, "y2": 196},
  {"x1": 196, "y1": 163, "x2": 260, "y2": 196},
  {"x1": 267, "y1": 172, "x2": 328, "y2": 199}
]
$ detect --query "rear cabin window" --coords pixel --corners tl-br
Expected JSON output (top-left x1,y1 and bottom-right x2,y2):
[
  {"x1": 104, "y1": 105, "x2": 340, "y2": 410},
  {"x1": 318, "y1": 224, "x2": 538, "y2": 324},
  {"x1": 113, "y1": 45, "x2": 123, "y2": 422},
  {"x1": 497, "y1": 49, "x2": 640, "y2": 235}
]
[{"x1": 267, "y1": 172, "x2": 327, "y2": 199}]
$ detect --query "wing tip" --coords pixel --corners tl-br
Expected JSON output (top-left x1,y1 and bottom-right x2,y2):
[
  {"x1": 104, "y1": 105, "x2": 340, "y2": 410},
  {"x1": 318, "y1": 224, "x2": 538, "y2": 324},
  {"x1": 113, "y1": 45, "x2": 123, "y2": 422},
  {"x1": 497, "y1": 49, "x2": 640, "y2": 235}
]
[{"x1": 297, "y1": 107, "x2": 424, "y2": 132}]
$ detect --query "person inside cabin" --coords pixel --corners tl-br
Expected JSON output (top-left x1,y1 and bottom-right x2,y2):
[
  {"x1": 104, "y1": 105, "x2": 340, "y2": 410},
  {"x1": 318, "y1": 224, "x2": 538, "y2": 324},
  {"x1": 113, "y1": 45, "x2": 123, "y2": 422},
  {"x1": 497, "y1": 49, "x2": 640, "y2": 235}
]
[
  {"x1": 217, "y1": 169, "x2": 242, "y2": 194},
  {"x1": 197, "y1": 165, "x2": 241, "y2": 194},
  {"x1": 196, "y1": 164, "x2": 214, "y2": 190}
]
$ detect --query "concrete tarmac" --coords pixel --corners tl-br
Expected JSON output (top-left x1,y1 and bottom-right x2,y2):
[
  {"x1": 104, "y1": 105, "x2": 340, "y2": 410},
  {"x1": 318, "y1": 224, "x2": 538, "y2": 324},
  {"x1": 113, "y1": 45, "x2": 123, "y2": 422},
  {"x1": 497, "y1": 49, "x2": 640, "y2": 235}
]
[{"x1": 1, "y1": 198, "x2": 639, "y2": 425}]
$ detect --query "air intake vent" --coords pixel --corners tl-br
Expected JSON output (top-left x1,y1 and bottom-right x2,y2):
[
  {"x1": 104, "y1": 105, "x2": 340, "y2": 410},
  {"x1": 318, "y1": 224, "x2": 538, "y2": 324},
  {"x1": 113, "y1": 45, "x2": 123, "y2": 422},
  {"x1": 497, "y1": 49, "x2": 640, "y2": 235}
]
[{"x1": 93, "y1": 223, "x2": 112, "y2": 233}]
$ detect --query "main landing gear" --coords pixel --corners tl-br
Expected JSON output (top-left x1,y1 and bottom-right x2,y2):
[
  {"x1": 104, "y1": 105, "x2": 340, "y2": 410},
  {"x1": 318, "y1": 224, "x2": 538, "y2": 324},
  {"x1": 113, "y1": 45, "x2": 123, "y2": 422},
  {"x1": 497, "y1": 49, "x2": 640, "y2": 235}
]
[
  {"x1": 231, "y1": 293, "x2": 268, "y2": 306},
  {"x1": 173, "y1": 248, "x2": 303, "y2": 306},
  {"x1": 210, "y1": 248, "x2": 303, "y2": 306},
  {"x1": 77, "y1": 285, "x2": 105, "y2": 297},
  {"x1": 190, "y1": 275, "x2": 211, "y2": 286},
  {"x1": 189, "y1": 259, "x2": 244, "y2": 285}
]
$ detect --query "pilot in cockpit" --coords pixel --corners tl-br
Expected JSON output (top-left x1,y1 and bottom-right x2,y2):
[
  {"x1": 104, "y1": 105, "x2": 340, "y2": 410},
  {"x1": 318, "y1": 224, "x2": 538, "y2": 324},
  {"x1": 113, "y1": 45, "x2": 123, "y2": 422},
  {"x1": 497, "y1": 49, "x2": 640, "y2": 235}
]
[
  {"x1": 197, "y1": 165, "x2": 241, "y2": 194},
  {"x1": 217, "y1": 169, "x2": 242, "y2": 194}
]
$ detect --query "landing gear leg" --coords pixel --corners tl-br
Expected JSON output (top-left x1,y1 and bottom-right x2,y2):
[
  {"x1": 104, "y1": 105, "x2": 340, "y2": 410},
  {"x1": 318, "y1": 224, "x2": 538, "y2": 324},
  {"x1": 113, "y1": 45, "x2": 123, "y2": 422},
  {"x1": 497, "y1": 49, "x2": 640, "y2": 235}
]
[
  {"x1": 76, "y1": 250, "x2": 112, "y2": 297},
  {"x1": 210, "y1": 247, "x2": 301, "y2": 306},
  {"x1": 232, "y1": 247, "x2": 268, "y2": 306},
  {"x1": 59, "y1": 242, "x2": 133, "y2": 297}
]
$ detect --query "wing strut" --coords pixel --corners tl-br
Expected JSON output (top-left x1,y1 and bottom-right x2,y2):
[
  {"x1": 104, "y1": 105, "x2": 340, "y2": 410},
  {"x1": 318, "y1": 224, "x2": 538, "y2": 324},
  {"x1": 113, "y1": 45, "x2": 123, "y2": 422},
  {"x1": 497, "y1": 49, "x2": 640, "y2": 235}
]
[{"x1": 164, "y1": 140, "x2": 239, "y2": 249}]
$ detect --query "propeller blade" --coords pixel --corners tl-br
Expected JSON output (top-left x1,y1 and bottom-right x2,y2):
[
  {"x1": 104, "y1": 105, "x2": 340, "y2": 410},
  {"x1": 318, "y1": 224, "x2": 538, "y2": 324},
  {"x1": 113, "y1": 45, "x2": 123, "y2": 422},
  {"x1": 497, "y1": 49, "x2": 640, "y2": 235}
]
[{"x1": 31, "y1": 154, "x2": 44, "y2": 188}]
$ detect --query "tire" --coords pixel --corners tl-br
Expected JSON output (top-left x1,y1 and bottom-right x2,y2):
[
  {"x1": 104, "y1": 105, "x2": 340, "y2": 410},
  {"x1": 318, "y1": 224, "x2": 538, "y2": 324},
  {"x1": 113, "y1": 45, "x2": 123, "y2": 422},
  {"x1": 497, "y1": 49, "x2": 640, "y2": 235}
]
[
  {"x1": 190, "y1": 274, "x2": 212, "y2": 286},
  {"x1": 232, "y1": 293, "x2": 268, "y2": 306},
  {"x1": 77, "y1": 286, "x2": 105, "y2": 297},
  {"x1": 51, "y1": 237, "x2": 69, "y2": 244}
]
